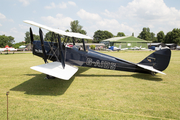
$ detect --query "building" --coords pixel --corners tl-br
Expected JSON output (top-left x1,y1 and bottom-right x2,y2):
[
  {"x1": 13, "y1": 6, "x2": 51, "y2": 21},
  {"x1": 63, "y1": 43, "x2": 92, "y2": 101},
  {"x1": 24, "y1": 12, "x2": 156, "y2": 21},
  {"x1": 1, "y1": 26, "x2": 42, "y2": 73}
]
[
  {"x1": 147, "y1": 43, "x2": 165, "y2": 48},
  {"x1": 165, "y1": 43, "x2": 177, "y2": 50},
  {"x1": 101, "y1": 36, "x2": 149, "y2": 49}
]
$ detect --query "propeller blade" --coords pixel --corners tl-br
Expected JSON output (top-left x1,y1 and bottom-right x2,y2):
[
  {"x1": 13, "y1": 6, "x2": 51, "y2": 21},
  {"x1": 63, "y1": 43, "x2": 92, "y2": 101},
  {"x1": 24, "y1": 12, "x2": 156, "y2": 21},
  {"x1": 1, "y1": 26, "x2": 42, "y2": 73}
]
[
  {"x1": 57, "y1": 35, "x2": 65, "y2": 69},
  {"x1": 39, "y1": 28, "x2": 48, "y2": 63}
]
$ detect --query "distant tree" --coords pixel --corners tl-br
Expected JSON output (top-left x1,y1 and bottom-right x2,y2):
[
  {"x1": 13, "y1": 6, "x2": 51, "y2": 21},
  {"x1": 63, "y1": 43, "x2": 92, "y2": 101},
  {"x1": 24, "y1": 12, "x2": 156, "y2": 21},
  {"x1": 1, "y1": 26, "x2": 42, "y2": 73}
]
[
  {"x1": 132, "y1": 32, "x2": 134, "y2": 36},
  {"x1": 171, "y1": 28, "x2": 180, "y2": 44},
  {"x1": 164, "y1": 31, "x2": 172, "y2": 43},
  {"x1": 25, "y1": 31, "x2": 30, "y2": 43},
  {"x1": 164, "y1": 28, "x2": 180, "y2": 44},
  {"x1": 70, "y1": 20, "x2": 83, "y2": 33},
  {"x1": 44, "y1": 31, "x2": 56, "y2": 41},
  {"x1": 93, "y1": 30, "x2": 113, "y2": 43},
  {"x1": 70, "y1": 20, "x2": 87, "y2": 43},
  {"x1": 25, "y1": 31, "x2": 40, "y2": 43},
  {"x1": 157, "y1": 31, "x2": 165, "y2": 42},
  {"x1": 33, "y1": 34, "x2": 40, "y2": 41},
  {"x1": 150, "y1": 32, "x2": 156, "y2": 41},
  {"x1": 117, "y1": 32, "x2": 125, "y2": 37},
  {"x1": 0, "y1": 35, "x2": 15, "y2": 47},
  {"x1": 79, "y1": 29, "x2": 87, "y2": 35},
  {"x1": 12, "y1": 42, "x2": 25, "y2": 48},
  {"x1": 138, "y1": 27, "x2": 151, "y2": 41}
]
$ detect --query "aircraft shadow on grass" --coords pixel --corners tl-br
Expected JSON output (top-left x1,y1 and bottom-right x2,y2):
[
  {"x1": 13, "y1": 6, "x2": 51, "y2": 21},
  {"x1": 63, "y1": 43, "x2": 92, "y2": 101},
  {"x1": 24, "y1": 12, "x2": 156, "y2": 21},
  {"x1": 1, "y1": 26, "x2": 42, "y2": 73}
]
[{"x1": 11, "y1": 67, "x2": 162, "y2": 96}]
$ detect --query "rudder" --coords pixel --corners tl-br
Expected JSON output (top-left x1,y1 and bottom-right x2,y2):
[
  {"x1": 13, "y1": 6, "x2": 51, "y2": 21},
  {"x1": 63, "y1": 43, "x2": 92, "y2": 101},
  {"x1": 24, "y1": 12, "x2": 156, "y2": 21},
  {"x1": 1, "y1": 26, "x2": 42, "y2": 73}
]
[{"x1": 138, "y1": 49, "x2": 171, "y2": 71}]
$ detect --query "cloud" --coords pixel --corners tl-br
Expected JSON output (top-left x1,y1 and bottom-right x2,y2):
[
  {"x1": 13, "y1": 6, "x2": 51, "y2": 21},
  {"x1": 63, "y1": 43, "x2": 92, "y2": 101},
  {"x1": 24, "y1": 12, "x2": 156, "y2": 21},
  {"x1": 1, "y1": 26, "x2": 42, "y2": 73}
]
[
  {"x1": 41, "y1": 14, "x2": 73, "y2": 30},
  {"x1": 45, "y1": 1, "x2": 76, "y2": 9},
  {"x1": 19, "y1": 24, "x2": 29, "y2": 29},
  {"x1": 0, "y1": 23, "x2": 2, "y2": 26},
  {"x1": 102, "y1": 0, "x2": 180, "y2": 35},
  {"x1": 45, "y1": 2, "x2": 56, "y2": 9},
  {"x1": 68, "y1": 1, "x2": 76, "y2": 6},
  {"x1": 96, "y1": 19, "x2": 135, "y2": 35},
  {"x1": 19, "y1": 0, "x2": 30, "y2": 6},
  {"x1": 0, "y1": 13, "x2": 6, "y2": 19},
  {"x1": 0, "y1": 13, "x2": 14, "y2": 23},
  {"x1": 117, "y1": 0, "x2": 180, "y2": 22},
  {"x1": 77, "y1": 9, "x2": 134, "y2": 36},
  {"x1": 77, "y1": 9, "x2": 102, "y2": 21}
]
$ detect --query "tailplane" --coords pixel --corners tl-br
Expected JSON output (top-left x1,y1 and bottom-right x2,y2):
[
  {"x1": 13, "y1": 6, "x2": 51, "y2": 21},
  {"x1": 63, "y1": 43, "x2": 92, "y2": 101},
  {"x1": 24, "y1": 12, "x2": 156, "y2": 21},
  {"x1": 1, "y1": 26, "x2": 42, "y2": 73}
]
[{"x1": 138, "y1": 48, "x2": 171, "y2": 72}]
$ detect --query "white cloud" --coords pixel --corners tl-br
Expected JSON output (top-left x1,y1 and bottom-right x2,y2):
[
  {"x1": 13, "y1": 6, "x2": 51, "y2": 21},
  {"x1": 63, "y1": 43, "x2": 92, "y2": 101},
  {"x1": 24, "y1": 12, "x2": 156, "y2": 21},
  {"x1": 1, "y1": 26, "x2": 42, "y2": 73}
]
[
  {"x1": 0, "y1": 13, "x2": 14, "y2": 23},
  {"x1": 45, "y1": 2, "x2": 56, "y2": 9},
  {"x1": 77, "y1": 9, "x2": 102, "y2": 21},
  {"x1": 45, "y1": 1, "x2": 76, "y2": 9},
  {"x1": 10, "y1": 27, "x2": 18, "y2": 33},
  {"x1": 117, "y1": 0, "x2": 180, "y2": 22},
  {"x1": 68, "y1": 1, "x2": 76, "y2": 6},
  {"x1": 0, "y1": 13, "x2": 6, "y2": 19},
  {"x1": 19, "y1": 24, "x2": 29, "y2": 29},
  {"x1": 41, "y1": 14, "x2": 73, "y2": 30},
  {"x1": 58, "y1": 2, "x2": 67, "y2": 9},
  {"x1": 96, "y1": 19, "x2": 135, "y2": 36},
  {"x1": 102, "y1": 0, "x2": 180, "y2": 35},
  {"x1": 19, "y1": 0, "x2": 30, "y2": 6},
  {"x1": 0, "y1": 23, "x2": 2, "y2": 26},
  {"x1": 77, "y1": 9, "x2": 134, "y2": 36}
]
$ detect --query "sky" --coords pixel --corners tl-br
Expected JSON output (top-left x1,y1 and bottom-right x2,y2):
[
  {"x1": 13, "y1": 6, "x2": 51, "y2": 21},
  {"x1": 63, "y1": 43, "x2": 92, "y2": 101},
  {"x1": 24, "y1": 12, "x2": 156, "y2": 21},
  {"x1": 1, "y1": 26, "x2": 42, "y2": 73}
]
[{"x1": 1, "y1": 0, "x2": 180, "y2": 43}]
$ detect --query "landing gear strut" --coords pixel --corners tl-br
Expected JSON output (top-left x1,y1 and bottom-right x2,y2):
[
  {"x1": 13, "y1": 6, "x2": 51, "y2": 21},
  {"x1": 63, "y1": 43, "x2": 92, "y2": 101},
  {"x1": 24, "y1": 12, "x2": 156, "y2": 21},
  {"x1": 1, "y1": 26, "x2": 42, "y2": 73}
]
[
  {"x1": 151, "y1": 72, "x2": 157, "y2": 76},
  {"x1": 45, "y1": 75, "x2": 55, "y2": 79}
]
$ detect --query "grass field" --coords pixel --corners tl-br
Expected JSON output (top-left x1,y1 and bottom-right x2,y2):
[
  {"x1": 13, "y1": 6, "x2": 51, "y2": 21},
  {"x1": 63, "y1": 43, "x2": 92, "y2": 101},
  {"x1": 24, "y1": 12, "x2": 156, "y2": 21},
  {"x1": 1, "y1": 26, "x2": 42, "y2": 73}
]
[{"x1": 0, "y1": 50, "x2": 180, "y2": 120}]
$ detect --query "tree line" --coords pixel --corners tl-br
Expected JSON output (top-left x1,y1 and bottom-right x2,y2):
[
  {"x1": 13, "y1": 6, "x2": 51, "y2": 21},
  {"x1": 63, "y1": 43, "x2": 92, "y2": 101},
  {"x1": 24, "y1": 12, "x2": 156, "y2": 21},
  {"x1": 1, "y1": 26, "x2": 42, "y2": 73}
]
[
  {"x1": 137, "y1": 27, "x2": 180, "y2": 44},
  {"x1": 1, "y1": 20, "x2": 180, "y2": 48}
]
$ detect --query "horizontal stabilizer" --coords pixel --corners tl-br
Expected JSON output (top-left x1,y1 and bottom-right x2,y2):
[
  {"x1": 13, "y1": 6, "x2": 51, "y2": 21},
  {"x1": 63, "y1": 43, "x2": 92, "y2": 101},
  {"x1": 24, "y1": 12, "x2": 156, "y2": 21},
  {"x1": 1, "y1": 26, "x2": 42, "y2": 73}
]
[
  {"x1": 137, "y1": 64, "x2": 166, "y2": 75},
  {"x1": 31, "y1": 62, "x2": 78, "y2": 80}
]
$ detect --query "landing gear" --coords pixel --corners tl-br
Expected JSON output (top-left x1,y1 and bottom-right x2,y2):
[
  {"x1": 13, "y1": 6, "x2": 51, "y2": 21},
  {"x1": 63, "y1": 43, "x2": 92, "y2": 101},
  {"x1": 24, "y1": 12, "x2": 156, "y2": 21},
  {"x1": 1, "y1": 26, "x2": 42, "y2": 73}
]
[
  {"x1": 45, "y1": 75, "x2": 55, "y2": 79},
  {"x1": 151, "y1": 72, "x2": 157, "y2": 76}
]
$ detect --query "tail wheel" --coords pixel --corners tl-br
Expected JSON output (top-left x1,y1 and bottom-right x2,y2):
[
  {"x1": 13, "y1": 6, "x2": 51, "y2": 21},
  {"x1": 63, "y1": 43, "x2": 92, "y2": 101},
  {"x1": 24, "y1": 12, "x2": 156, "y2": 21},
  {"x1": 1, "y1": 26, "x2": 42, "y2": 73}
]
[{"x1": 151, "y1": 72, "x2": 157, "y2": 76}]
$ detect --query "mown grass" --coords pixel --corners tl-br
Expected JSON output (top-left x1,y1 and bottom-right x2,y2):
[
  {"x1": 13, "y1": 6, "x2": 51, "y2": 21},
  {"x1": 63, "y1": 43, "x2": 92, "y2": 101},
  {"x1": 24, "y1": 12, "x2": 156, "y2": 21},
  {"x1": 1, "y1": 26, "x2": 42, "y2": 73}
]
[{"x1": 0, "y1": 51, "x2": 180, "y2": 120}]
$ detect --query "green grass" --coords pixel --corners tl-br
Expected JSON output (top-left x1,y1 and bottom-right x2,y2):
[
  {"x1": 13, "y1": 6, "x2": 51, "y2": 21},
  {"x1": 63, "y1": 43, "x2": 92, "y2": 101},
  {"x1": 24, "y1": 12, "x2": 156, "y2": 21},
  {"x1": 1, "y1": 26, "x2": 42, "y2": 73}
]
[{"x1": 0, "y1": 51, "x2": 180, "y2": 120}]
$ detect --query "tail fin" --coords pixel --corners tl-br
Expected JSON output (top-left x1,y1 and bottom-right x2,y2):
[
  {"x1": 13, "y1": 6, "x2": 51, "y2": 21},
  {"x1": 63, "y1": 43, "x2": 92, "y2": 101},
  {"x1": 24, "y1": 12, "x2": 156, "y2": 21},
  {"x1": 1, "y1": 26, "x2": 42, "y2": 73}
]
[{"x1": 138, "y1": 48, "x2": 171, "y2": 71}]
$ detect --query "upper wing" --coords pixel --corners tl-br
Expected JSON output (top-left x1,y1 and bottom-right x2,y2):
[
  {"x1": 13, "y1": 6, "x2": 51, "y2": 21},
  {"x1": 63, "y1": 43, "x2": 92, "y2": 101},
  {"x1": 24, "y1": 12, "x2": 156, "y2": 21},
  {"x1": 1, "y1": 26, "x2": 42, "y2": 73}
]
[{"x1": 23, "y1": 20, "x2": 92, "y2": 40}]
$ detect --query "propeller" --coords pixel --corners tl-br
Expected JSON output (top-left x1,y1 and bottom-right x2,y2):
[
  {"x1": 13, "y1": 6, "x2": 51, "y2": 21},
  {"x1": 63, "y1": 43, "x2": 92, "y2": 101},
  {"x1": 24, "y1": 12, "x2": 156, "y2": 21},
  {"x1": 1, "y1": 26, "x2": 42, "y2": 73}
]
[
  {"x1": 39, "y1": 28, "x2": 48, "y2": 63},
  {"x1": 57, "y1": 34, "x2": 65, "y2": 69}
]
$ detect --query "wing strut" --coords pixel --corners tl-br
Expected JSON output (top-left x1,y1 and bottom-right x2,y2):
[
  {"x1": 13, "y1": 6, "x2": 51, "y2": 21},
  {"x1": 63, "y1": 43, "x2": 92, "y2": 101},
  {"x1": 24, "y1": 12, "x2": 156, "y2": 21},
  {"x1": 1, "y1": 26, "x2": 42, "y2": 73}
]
[
  {"x1": 72, "y1": 37, "x2": 75, "y2": 45},
  {"x1": 82, "y1": 39, "x2": 86, "y2": 51},
  {"x1": 39, "y1": 28, "x2": 48, "y2": 63},
  {"x1": 29, "y1": 27, "x2": 34, "y2": 44},
  {"x1": 29, "y1": 27, "x2": 34, "y2": 54},
  {"x1": 57, "y1": 35, "x2": 65, "y2": 69}
]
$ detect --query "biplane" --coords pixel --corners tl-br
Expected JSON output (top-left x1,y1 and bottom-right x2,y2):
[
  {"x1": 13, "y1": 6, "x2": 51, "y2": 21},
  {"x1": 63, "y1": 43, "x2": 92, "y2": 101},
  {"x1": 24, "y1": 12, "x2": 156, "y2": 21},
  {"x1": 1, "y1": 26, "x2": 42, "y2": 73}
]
[{"x1": 24, "y1": 20, "x2": 171, "y2": 80}]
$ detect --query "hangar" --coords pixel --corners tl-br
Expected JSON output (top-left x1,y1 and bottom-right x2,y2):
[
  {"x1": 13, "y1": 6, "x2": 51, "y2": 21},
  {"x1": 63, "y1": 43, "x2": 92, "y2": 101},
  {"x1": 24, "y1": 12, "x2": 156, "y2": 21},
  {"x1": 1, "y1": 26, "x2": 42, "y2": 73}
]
[{"x1": 101, "y1": 36, "x2": 149, "y2": 49}]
